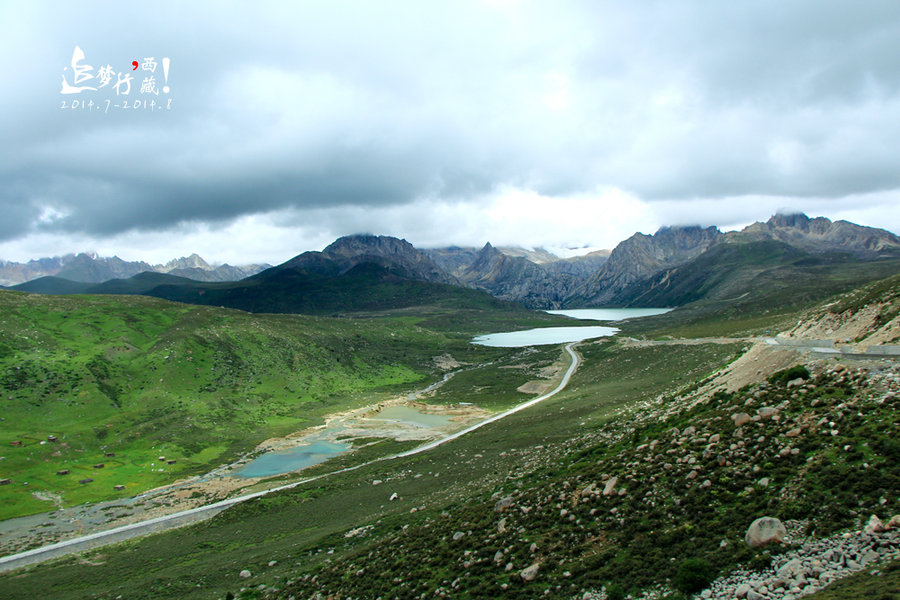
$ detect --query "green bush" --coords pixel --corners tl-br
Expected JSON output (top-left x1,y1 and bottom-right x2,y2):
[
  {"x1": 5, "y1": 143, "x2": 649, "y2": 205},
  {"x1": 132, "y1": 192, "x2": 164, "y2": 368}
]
[
  {"x1": 606, "y1": 582, "x2": 625, "y2": 600},
  {"x1": 767, "y1": 365, "x2": 810, "y2": 386},
  {"x1": 674, "y1": 558, "x2": 714, "y2": 594}
]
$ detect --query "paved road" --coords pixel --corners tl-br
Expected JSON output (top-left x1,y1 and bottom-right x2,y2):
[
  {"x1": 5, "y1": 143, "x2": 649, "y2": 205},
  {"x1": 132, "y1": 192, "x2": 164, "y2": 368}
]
[{"x1": 0, "y1": 343, "x2": 581, "y2": 573}]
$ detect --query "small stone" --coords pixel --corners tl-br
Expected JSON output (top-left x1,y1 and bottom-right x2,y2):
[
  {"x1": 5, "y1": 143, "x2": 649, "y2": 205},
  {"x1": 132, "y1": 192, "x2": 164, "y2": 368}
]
[
  {"x1": 452, "y1": 531, "x2": 465, "y2": 541},
  {"x1": 239, "y1": 570, "x2": 252, "y2": 578},
  {"x1": 603, "y1": 476, "x2": 618, "y2": 496},
  {"x1": 732, "y1": 413, "x2": 752, "y2": 426},
  {"x1": 520, "y1": 563, "x2": 540, "y2": 582},
  {"x1": 865, "y1": 514, "x2": 885, "y2": 534},
  {"x1": 494, "y1": 497, "x2": 514, "y2": 512}
]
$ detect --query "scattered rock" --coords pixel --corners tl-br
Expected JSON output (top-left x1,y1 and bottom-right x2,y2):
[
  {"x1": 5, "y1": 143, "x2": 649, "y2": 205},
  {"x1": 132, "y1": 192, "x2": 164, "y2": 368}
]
[
  {"x1": 732, "y1": 413, "x2": 751, "y2": 426},
  {"x1": 520, "y1": 563, "x2": 540, "y2": 582},
  {"x1": 452, "y1": 531, "x2": 465, "y2": 541},
  {"x1": 864, "y1": 514, "x2": 885, "y2": 534},
  {"x1": 494, "y1": 497, "x2": 514, "y2": 512},
  {"x1": 602, "y1": 476, "x2": 618, "y2": 496},
  {"x1": 745, "y1": 516, "x2": 787, "y2": 547},
  {"x1": 239, "y1": 570, "x2": 251, "y2": 578}
]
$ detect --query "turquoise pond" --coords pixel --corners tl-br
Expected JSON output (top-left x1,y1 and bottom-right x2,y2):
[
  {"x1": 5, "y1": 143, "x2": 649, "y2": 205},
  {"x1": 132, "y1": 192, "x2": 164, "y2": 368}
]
[{"x1": 234, "y1": 440, "x2": 349, "y2": 479}]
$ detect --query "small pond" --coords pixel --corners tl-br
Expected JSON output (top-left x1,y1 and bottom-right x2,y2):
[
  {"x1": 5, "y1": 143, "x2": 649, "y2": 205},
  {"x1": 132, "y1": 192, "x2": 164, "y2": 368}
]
[{"x1": 234, "y1": 440, "x2": 349, "y2": 479}]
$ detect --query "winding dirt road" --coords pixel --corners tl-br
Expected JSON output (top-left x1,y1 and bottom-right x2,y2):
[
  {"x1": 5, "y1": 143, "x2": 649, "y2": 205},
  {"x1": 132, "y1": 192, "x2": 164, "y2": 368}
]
[{"x1": 0, "y1": 343, "x2": 581, "y2": 573}]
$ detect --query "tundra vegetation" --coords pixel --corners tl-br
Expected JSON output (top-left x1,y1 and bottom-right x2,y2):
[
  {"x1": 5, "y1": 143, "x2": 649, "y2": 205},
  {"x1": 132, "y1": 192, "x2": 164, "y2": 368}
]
[{"x1": 1, "y1": 273, "x2": 899, "y2": 599}]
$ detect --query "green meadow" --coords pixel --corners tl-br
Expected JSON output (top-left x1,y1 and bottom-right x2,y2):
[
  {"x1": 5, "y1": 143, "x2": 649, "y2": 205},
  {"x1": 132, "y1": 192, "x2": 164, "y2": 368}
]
[{"x1": 0, "y1": 290, "x2": 564, "y2": 519}]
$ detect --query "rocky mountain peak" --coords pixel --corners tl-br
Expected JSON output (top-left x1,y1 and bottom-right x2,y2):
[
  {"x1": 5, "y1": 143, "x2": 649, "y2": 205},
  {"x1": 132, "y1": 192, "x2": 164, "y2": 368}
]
[
  {"x1": 163, "y1": 253, "x2": 212, "y2": 271},
  {"x1": 767, "y1": 212, "x2": 812, "y2": 229},
  {"x1": 731, "y1": 213, "x2": 900, "y2": 258},
  {"x1": 289, "y1": 234, "x2": 459, "y2": 285}
]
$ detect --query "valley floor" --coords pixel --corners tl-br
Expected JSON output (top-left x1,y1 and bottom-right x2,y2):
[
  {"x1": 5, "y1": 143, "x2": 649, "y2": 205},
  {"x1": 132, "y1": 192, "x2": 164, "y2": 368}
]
[{"x1": 3, "y1": 285, "x2": 900, "y2": 600}]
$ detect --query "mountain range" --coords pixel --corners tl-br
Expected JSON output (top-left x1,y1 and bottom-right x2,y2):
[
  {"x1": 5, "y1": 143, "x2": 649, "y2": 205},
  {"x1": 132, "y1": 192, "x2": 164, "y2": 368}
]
[
  {"x1": 0, "y1": 252, "x2": 270, "y2": 287},
  {"x1": 7, "y1": 213, "x2": 900, "y2": 314}
]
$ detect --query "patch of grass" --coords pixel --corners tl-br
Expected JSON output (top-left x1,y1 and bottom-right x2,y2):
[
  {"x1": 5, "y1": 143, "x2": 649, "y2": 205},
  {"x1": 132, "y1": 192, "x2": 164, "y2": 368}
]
[{"x1": 0, "y1": 290, "x2": 547, "y2": 519}]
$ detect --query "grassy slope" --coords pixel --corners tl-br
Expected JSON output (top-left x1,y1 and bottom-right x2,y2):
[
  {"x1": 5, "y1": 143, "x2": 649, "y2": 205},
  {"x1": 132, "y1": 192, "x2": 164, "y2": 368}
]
[
  {"x1": 4, "y1": 276, "x2": 899, "y2": 599},
  {"x1": 609, "y1": 242, "x2": 900, "y2": 339},
  {"x1": 0, "y1": 290, "x2": 564, "y2": 520},
  {"x1": 1, "y1": 338, "x2": 742, "y2": 599}
]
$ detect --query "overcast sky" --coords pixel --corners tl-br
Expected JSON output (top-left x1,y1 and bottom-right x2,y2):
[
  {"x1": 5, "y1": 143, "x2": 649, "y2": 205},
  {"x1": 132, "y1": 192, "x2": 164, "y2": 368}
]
[{"x1": 2, "y1": 1, "x2": 900, "y2": 265}]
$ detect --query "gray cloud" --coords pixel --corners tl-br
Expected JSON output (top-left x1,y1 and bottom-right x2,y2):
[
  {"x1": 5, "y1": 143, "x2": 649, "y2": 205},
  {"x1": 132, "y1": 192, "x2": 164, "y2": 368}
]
[{"x1": 1, "y1": 1, "x2": 899, "y2": 255}]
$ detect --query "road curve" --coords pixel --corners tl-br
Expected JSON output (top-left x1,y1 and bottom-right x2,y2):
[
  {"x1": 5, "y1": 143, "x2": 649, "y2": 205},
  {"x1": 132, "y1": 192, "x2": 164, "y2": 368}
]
[{"x1": 0, "y1": 343, "x2": 582, "y2": 573}]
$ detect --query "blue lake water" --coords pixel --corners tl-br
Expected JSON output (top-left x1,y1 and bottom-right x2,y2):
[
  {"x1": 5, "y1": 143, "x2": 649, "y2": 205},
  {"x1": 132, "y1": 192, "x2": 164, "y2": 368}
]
[
  {"x1": 472, "y1": 308, "x2": 672, "y2": 347},
  {"x1": 471, "y1": 326, "x2": 620, "y2": 347},
  {"x1": 234, "y1": 440, "x2": 349, "y2": 479},
  {"x1": 546, "y1": 308, "x2": 673, "y2": 321}
]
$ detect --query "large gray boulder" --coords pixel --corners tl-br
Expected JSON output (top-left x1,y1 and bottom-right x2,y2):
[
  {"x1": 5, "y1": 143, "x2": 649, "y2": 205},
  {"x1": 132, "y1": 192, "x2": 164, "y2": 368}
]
[
  {"x1": 520, "y1": 563, "x2": 540, "y2": 582},
  {"x1": 745, "y1": 517, "x2": 787, "y2": 547}
]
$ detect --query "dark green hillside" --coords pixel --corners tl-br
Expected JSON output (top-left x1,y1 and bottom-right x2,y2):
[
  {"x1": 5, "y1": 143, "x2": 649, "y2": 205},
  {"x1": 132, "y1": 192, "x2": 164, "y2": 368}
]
[
  {"x1": 615, "y1": 241, "x2": 900, "y2": 310},
  {"x1": 0, "y1": 289, "x2": 554, "y2": 520},
  {"x1": 12, "y1": 262, "x2": 512, "y2": 316},
  {"x1": 143, "y1": 262, "x2": 512, "y2": 315},
  {"x1": 11, "y1": 276, "x2": 93, "y2": 295},
  {"x1": 608, "y1": 242, "x2": 900, "y2": 338}
]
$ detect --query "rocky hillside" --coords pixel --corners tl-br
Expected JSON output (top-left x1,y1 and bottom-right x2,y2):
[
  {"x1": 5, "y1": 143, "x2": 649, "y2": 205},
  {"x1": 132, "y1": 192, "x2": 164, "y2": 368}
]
[
  {"x1": 568, "y1": 225, "x2": 723, "y2": 306},
  {"x1": 425, "y1": 245, "x2": 609, "y2": 309},
  {"x1": 782, "y1": 273, "x2": 900, "y2": 347},
  {"x1": 253, "y1": 277, "x2": 900, "y2": 600},
  {"x1": 0, "y1": 252, "x2": 269, "y2": 286},
  {"x1": 563, "y1": 214, "x2": 900, "y2": 310},
  {"x1": 729, "y1": 213, "x2": 900, "y2": 258},
  {"x1": 268, "y1": 359, "x2": 899, "y2": 600}
]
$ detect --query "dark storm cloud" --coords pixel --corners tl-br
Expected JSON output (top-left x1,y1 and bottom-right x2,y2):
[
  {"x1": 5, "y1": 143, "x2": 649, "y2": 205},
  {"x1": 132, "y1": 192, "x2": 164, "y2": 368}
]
[{"x1": 2, "y1": 1, "x2": 900, "y2": 247}]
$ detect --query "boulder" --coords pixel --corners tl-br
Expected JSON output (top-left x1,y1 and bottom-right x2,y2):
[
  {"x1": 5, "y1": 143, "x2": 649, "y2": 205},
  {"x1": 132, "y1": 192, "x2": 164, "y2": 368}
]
[
  {"x1": 732, "y1": 413, "x2": 751, "y2": 426},
  {"x1": 452, "y1": 531, "x2": 465, "y2": 541},
  {"x1": 864, "y1": 514, "x2": 885, "y2": 534},
  {"x1": 777, "y1": 558, "x2": 804, "y2": 579},
  {"x1": 494, "y1": 497, "x2": 514, "y2": 512},
  {"x1": 758, "y1": 407, "x2": 778, "y2": 419},
  {"x1": 520, "y1": 563, "x2": 540, "y2": 582},
  {"x1": 745, "y1": 516, "x2": 787, "y2": 547},
  {"x1": 239, "y1": 570, "x2": 252, "y2": 578},
  {"x1": 602, "y1": 476, "x2": 618, "y2": 496}
]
